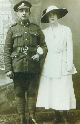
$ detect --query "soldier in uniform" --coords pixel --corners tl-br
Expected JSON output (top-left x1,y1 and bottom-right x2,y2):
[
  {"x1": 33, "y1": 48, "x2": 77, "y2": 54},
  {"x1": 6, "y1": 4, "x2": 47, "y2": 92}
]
[{"x1": 4, "y1": 0, "x2": 48, "y2": 124}]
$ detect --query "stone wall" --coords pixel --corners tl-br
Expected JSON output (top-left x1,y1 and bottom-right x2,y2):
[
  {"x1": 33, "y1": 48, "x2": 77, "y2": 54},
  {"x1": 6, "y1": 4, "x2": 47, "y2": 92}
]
[{"x1": 0, "y1": 0, "x2": 14, "y2": 70}]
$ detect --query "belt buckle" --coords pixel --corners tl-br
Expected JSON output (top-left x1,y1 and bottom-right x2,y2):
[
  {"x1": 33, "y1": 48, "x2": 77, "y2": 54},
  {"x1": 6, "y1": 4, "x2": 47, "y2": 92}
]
[{"x1": 23, "y1": 46, "x2": 28, "y2": 55}]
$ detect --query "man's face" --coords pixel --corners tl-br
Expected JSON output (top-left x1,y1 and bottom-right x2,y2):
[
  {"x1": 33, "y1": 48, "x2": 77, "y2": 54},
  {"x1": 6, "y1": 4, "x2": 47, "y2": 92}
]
[
  {"x1": 48, "y1": 12, "x2": 58, "y2": 24},
  {"x1": 17, "y1": 8, "x2": 30, "y2": 21}
]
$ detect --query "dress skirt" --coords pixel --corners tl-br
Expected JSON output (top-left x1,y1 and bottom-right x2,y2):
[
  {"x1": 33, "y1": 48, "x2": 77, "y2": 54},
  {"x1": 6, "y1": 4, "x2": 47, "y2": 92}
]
[{"x1": 36, "y1": 75, "x2": 76, "y2": 110}]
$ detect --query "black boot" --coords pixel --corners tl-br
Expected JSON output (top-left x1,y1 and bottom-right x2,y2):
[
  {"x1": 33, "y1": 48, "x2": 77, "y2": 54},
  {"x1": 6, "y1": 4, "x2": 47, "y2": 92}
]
[
  {"x1": 21, "y1": 117, "x2": 27, "y2": 124},
  {"x1": 29, "y1": 112, "x2": 37, "y2": 124},
  {"x1": 19, "y1": 114, "x2": 26, "y2": 124},
  {"x1": 55, "y1": 111, "x2": 62, "y2": 123},
  {"x1": 60, "y1": 111, "x2": 68, "y2": 124},
  {"x1": 52, "y1": 118, "x2": 57, "y2": 124}
]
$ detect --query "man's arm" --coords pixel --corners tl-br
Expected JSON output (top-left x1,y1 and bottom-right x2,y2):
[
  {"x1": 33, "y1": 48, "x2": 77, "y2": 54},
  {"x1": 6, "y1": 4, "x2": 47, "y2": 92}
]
[
  {"x1": 31, "y1": 25, "x2": 48, "y2": 61},
  {"x1": 37, "y1": 28, "x2": 48, "y2": 58},
  {"x1": 4, "y1": 27, "x2": 13, "y2": 73}
]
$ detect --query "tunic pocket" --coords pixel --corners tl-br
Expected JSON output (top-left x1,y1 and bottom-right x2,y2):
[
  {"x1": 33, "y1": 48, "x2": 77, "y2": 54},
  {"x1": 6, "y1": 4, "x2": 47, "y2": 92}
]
[
  {"x1": 12, "y1": 33, "x2": 22, "y2": 39},
  {"x1": 12, "y1": 33, "x2": 22, "y2": 47},
  {"x1": 29, "y1": 31, "x2": 39, "y2": 46}
]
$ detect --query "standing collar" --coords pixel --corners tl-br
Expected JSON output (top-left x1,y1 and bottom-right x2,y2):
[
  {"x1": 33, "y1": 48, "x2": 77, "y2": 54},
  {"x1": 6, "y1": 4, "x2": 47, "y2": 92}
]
[{"x1": 18, "y1": 19, "x2": 30, "y2": 26}]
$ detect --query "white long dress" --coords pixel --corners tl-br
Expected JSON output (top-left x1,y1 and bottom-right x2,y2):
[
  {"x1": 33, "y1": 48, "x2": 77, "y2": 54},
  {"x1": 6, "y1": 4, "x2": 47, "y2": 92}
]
[{"x1": 36, "y1": 23, "x2": 77, "y2": 110}]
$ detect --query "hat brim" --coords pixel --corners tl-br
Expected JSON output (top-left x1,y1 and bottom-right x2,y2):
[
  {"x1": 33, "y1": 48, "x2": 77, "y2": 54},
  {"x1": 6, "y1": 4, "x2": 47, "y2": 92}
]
[
  {"x1": 14, "y1": 0, "x2": 32, "y2": 12},
  {"x1": 41, "y1": 8, "x2": 68, "y2": 23}
]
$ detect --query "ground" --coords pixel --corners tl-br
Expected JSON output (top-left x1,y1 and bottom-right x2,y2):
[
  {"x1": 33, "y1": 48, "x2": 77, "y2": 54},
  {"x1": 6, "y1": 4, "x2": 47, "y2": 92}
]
[{"x1": 0, "y1": 73, "x2": 80, "y2": 124}]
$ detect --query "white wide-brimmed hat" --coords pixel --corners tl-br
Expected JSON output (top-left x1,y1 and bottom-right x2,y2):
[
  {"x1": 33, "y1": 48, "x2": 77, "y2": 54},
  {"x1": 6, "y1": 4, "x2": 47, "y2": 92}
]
[{"x1": 41, "y1": 5, "x2": 68, "y2": 23}]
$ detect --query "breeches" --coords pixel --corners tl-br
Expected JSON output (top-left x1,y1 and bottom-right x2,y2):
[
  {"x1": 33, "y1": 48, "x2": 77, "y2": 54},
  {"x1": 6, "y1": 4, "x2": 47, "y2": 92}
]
[{"x1": 13, "y1": 72, "x2": 40, "y2": 114}]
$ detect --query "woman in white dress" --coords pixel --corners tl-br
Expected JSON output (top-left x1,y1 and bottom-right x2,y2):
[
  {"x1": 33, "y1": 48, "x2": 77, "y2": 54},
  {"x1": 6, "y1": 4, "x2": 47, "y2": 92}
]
[{"x1": 36, "y1": 5, "x2": 77, "y2": 123}]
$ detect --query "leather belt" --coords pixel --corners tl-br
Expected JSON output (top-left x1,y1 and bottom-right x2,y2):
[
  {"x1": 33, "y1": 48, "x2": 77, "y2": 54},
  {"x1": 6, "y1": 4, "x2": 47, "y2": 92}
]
[{"x1": 17, "y1": 46, "x2": 28, "y2": 55}]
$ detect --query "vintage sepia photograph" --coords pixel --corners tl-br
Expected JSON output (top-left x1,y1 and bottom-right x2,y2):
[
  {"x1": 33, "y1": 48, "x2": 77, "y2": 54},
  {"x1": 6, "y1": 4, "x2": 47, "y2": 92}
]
[{"x1": 0, "y1": 0, "x2": 80, "y2": 124}]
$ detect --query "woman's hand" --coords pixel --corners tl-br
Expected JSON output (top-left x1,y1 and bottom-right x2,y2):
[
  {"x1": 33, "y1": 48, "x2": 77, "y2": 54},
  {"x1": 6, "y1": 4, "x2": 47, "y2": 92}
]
[{"x1": 37, "y1": 46, "x2": 43, "y2": 55}]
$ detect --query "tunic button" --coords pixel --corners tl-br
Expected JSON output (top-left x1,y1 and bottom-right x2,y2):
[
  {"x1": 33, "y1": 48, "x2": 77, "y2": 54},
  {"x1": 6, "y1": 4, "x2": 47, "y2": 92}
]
[
  {"x1": 15, "y1": 55, "x2": 17, "y2": 58},
  {"x1": 25, "y1": 32, "x2": 27, "y2": 33},
  {"x1": 24, "y1": 26, "x2": 25, "y2": 27},
  {"x1": 25, "y1": 39, "x2": 27, "y2": 40}
]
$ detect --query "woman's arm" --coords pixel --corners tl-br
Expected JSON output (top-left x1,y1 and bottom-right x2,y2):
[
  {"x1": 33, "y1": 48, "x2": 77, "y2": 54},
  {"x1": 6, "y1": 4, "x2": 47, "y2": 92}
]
[{"x1": 66, "y1": 27, "x2": 73, "y2": 71}]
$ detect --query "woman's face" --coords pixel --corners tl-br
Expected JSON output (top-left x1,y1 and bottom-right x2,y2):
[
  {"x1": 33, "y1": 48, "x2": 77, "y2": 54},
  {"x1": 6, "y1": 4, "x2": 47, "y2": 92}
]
[{"x1": 48, "y1": 12, "x2": 58, "y2": 24}]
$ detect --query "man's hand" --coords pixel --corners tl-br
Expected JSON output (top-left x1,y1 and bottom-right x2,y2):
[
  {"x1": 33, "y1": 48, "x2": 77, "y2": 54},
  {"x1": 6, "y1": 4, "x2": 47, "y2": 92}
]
[
  {"x1": 6, "y1": 71, "x2": 14, "y2": 79},
  {"x1": 31, "y1": 54, "x2": 39, "y2": 61}
]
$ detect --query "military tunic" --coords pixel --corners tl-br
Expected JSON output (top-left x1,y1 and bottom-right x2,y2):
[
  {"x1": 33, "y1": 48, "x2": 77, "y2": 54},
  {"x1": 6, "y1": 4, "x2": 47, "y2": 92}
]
[
  {"x1": 4, "y1": 21, "x2": 47, "y2": 73},
  {"x1": 4, "y1": 21, "x2": 47, "y2": 115}
]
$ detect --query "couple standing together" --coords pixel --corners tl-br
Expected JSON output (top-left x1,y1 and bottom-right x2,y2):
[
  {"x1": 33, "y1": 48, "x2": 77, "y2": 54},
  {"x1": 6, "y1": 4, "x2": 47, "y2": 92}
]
[{"x1": 4, "y1": 0, "x2": 77, "y2": 124}]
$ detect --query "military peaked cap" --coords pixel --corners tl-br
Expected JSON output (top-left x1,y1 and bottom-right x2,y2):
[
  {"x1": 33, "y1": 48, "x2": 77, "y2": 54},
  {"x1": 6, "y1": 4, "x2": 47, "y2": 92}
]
[{"x1": 14, "y1": 0, "x2": 32, "y2": 12}]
